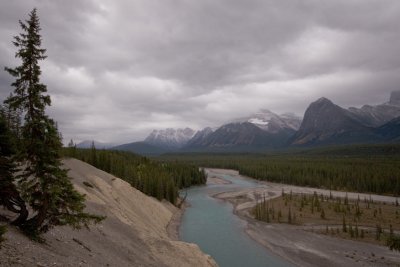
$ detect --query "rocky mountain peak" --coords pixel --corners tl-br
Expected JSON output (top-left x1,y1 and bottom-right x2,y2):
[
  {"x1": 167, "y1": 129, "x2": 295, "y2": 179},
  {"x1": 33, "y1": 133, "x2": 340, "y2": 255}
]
[
  {"x1": 233, "y1": 108, "x2": 301, "y2": 133},
  {"x1": 312, "y1": 97, "x2": 334, "y2": 107},
  {"x1": 144, "y1": 127, "x2": 196, "y2": 149},
  {"x1": 292, "y1": 97, "x2": 369, "y2": 145},
  {"x1": 348, "y1": 91, "x2": 400, "y2": 127}
]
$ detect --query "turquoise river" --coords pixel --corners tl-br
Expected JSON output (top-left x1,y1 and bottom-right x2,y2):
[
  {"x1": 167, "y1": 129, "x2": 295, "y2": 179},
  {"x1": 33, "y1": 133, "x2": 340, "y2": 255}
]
[{"x1": 179, "y1": 169, "x2": 292, "y2": 267}]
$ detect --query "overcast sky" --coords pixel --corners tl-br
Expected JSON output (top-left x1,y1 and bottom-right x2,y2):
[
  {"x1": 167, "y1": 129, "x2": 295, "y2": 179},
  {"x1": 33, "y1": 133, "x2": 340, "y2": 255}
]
[{"x1": 1, "y1": 0, "x2": 400, "y2": 144}]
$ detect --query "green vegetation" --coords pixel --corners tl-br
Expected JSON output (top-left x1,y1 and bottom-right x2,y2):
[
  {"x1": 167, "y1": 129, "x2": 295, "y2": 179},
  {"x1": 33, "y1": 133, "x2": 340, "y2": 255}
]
[
  {"x1": 0, "y1": 225, "x2": 6, "y2": 245},
  {"x1": 63, "y1": 143, "x2": 206, "y2": 204},
  {"x1": 253, "y1": 192, "x2": 400, "y2": 250},
  {"x1": 161, "y1": 146, "x2": 400, "y2": 195},
  {"x1": 0, "y1": 9, "x2": 103, "y2": 240},
  {"x1": 387, "y1": 234, "x2": 400, "y2": 252}
]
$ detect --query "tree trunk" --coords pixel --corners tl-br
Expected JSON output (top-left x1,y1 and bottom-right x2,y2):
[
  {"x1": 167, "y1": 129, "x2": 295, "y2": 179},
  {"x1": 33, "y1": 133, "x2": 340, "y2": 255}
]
[{"x1": 0, "y1": 185, "x2": 29, "y2": 226}]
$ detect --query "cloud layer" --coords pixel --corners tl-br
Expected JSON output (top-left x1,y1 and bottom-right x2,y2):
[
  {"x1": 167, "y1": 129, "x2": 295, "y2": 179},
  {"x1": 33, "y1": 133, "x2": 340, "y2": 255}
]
[{"x1": 1, "y1": 0, "x2": 400, "y2": 144}]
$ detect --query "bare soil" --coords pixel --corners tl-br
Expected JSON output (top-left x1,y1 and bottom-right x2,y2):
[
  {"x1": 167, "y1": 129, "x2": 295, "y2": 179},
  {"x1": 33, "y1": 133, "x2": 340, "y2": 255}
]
[{"x1": 0, "y1": 159, "x2": 217, "y2": 267}]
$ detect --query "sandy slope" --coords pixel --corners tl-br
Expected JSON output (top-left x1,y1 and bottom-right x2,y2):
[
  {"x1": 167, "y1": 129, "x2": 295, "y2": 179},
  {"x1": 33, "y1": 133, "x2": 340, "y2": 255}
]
[{"x1": 0, "y1": 159, "x2": 216, "y2": 267}]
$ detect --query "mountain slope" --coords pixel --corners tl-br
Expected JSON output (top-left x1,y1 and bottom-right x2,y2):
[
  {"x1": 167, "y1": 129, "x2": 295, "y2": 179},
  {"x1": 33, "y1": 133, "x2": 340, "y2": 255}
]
[
  {"x1": 76, "y1": 140, "x2": 115, "y2": 149},
  {"x1": 112, "y1": 141, "x2": 168, "y2": 156},
  {"x1": 184, "y1": 122, "x2": 294, "y2": 152},
  {"x1": 186, "y1": 127, "x2": 214, "y2": 147},
  {"x1": 375, "y1": 116, "x2": 400, "y2": 141},
  {"x1": 145, "y1": 128, "x2": 196, "y2": 149},
  {"x1": 348, "y1": 90, "x2": 400, "y2": 127},
  {"x1": 233, "y1": 109, "x2": 301, "y2": 133},
  {"x1": 291, "y1": 97, "x2": 378, "y2": 146},
  {"x1": 0, "y1": 159, "x2": 216, "y2": 267}
]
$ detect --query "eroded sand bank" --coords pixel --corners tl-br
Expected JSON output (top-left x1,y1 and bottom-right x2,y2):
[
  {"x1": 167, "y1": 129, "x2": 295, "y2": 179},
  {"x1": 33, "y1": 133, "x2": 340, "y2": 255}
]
[{"x1": 0, "y1": 159, "x2": 217, "y2": 267}]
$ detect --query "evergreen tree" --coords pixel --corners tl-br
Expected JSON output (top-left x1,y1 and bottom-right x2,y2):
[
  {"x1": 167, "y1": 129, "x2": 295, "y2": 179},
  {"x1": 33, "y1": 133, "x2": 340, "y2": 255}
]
[
  {"x1": 0, "y1": 225, "x2": 6, "y2": 244},
  {"x1": 387, "y1": 234, "x2": 400, "y2": 252},
  {"x1": 90, "y1": 141, "x2": 97, "y2": 167},
  {"x1": 67, "y1": 139, "x2": 77, "y2": 158},
  {"x1": 342, "y1": 215, "x2": 347, "y2": 232},
  {"x1": 320, "y1": 208, "x2": 325, "y2": 219},
  {"x1": 4, "y1": 8, "x2": 103, "y2": 238},
  {"x1": 0, "y1": 112, "x2": 28, "y2": 225}
]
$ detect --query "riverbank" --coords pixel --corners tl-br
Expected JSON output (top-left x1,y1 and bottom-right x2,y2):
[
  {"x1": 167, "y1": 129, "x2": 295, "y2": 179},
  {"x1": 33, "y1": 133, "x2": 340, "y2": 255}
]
[
  {"x1": 209, "y1": 168, "x2": 400, "y2": 267},
  {"x1": 166, "y1": 201, "x2": 186, "y2": 241},
  {"x1": 167, "y1": 171, "x2": 232, "y2": 240}
]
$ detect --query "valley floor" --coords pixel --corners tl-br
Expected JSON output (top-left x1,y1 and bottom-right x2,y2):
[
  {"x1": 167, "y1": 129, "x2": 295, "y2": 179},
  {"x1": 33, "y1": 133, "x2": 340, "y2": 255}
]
[{"x1": 207, "y1": 168, "x2": 400, "y2": 267}]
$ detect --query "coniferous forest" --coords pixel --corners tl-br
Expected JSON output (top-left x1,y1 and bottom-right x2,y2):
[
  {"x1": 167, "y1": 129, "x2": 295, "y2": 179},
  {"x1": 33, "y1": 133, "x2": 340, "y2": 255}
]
[
  {"x1": 161, "y1": 145, "x2": 400, "y2": 196},
  {"x1": 62, "y1": 144, "x2": 207, "y2": 204}
]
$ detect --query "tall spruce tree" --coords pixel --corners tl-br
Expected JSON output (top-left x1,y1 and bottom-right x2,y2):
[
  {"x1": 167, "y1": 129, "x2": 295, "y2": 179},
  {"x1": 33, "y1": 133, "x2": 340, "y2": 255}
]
[
  {"x1": 0, "y1": 110, "x2": 28, "y2": 225},
  {"x1": 4, "y1": 8, "x2": 103, "y2": 237}
]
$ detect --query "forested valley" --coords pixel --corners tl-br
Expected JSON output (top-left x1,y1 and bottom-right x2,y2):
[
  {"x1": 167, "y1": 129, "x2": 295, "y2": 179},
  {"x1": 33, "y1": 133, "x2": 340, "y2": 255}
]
[
  {"x1": 160, "y1": 144, "x2": 400, "y2": 196},
  {"x1": 62, "y1": 144, "x2": 207, "y2": 204}
]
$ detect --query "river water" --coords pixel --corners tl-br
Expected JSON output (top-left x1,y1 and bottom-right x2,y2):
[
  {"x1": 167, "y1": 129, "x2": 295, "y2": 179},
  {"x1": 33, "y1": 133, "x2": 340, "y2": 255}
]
[{"x1": 179, "y1": 169, "x2": 292, "y2": 267}]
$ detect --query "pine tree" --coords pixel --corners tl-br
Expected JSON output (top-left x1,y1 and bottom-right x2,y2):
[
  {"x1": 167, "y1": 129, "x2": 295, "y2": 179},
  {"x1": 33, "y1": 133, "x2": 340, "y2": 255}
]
[
  {"x1": 4, "y1": 8, "x2": 104, "y2": 238},
  {"x1": 375, "y1": 224, "x2": 381, "y2": 241},
  {"x1": 349, "y1": 224, "x2": 354, "y2": 238},
  {"x1": 0, "y1": 225, "x2": 7, "y2": 244},
  {"x1": 342, "y1": 215, "x2": 347, "y2": 232},
  {"x1": 67, "y1": 139, "x2": 77, "y2": 158},
  {"x1": 320, "y1": 208, "x2": 325, "y2": 219},
  {"x1": 90, "y1": 141, "x2": 97, "y2": 167},
  {"x1": 0, "y1": 112, "x2": 28, "y2": 225}
]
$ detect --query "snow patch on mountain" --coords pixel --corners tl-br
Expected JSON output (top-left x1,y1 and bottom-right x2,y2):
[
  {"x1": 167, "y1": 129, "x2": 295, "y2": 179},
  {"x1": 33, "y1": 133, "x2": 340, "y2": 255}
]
[
  {"x1": 248, "y1": 118, "x2": 269, "y2": 125},
  {"x1": 233, "y1": 109, "x2": 302, "y2": 133},
  {"x1": 144, "y1": 128, "x2": 196, "y2": 149}
]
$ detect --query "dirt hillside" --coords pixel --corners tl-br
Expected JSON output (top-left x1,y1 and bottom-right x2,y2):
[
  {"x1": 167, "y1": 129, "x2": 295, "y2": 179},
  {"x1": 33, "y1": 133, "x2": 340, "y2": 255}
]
[{"x1": 0, "y1": 158, "x2": 217, "y2": 267}]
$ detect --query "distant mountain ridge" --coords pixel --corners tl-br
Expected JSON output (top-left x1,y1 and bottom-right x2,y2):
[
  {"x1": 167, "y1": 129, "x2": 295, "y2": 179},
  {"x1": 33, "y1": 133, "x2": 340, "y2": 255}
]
[
  {"x1": 76, "y1": 140, "x2": 115, "y2": 149},
  {"x1": 291, "y1": 91, "x2": 400, "y2": 146},
  {"x1": 348, "y1": 91, "x2": 400, "y2": 127},
  {"x1": 232, "y1": 109, "x2": 302, "y2": 133},
  {"x1": 181, "y1": 110, "x2": 301, "y2": 152},
  {"x1": 182, "y1": 122, "x2": 295, "y2": 152},
  {"x1": 112, "y1": 141, "x2": 168, "y2": 156},
  {"x1": 290, "y1": 98, "x2": 377, "y2": 146},
  {"x1": 144, "y1": 128, "x2": 196, "y2": 149},
  {"x1": 85, "y1": 91, "x2": 400, "y2": 155},
  {"x1": 186, "y1": 127, "x2": 214, "y2": 147}
]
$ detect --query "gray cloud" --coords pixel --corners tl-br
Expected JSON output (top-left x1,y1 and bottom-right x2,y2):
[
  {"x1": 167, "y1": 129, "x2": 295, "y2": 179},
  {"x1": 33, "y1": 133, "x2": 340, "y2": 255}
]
[{"x1": 1, "y1": 0, "x2": 400, "y2": 144}]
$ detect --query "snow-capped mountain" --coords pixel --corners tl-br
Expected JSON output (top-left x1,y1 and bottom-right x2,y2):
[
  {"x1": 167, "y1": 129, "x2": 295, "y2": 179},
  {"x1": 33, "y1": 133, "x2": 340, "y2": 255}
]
[
  {"x1": 348, "y1": 91, "x2": 400, "y2": 127},
  {"x1": 144, "y1": 128, "x2": 196, "y2": 149},
  {"x1": 233, "y1": 109, "x2": 302, "y2": 133},
  {"x1": 186, "y1": 127, "x2": 214, "y2": 147}
]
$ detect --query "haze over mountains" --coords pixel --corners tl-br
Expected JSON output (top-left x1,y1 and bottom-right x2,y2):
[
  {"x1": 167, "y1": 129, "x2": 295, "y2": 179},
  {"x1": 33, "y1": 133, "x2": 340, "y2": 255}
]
[{"x1": 81, "y1": 91, "x2": 400, "y2": 155}]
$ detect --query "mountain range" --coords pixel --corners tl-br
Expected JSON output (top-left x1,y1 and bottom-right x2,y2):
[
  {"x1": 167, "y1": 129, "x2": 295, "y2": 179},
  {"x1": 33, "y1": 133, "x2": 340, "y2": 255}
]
[
  {"x1": 88, "y1": 91, "x2": 400, "y2": 155},
  {"x1": 76, "y1": 140, "x2": 115, "y2": 149},
  {"x1": 291, "y1": 91, "x2": 400, "y2": 146}
]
